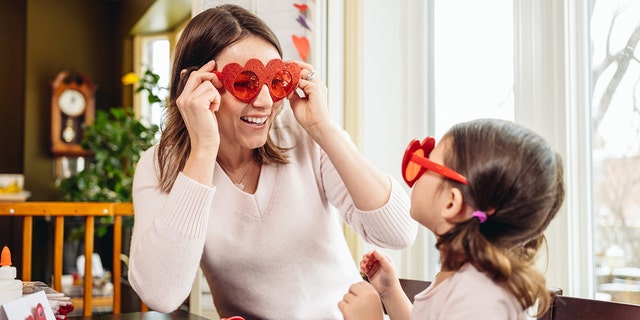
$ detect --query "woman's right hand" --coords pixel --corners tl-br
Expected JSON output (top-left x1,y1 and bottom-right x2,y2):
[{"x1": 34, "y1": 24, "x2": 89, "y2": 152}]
[
  {"x1": 176, "y1": 60, "x2": 223, "y2": 153},
  {"x1": 360, "y1": 250, "x2": 399, "y2": 299}
]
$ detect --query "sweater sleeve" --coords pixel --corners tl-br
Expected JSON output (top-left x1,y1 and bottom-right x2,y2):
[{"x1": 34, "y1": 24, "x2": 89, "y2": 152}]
[
  {"x1": 319, "y1": 133, "x2": 418, "y2": 249},
  {"x1": 127, "y1": 147, "x2": 215, "y2": 312}
]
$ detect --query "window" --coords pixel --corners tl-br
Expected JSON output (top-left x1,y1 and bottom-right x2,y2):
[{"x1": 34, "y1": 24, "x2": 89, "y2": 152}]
[
  {"x1": 361, "y1": 0, "x2": 514, "y2": 279},
  {"x1": 410, "y1": 0, "x2": 640, "y2": 303},
  {"x1": 590, "y1": 0, "x2": 640, "y2": 303},
  {"x1": 363, "y1": 1, "x2": 640, "y2": 305},
  {"x1": 134, "y1": 34, "x2": 171, "y2": 137},
  {"x1": 433, "y1": 0, "x2": 514, "y2": 137}
]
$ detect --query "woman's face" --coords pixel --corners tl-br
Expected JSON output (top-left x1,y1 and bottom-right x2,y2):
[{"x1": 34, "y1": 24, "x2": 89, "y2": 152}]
[
  {"x1": 409, "y1": 138, "x2": 456, "y2": 236},
  {"x1": 214, "y1": 35, "x2": 284, "y2": 150}
]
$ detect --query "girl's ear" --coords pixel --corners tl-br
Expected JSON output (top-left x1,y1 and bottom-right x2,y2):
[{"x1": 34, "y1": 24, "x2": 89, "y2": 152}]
[{"x1": 441, "y1": 187, "x2": 468, "y2": 222}]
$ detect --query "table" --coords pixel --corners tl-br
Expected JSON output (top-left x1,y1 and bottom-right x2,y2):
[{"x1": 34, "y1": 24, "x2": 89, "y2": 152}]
[{"x1": 67, "y1": 310, "x2": 211, "y2": 320}]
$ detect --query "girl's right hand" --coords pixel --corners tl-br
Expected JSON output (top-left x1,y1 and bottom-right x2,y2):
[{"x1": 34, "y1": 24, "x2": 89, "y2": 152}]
[
  {"x1": 360, "y1": 250, "x2": 399, "y2": 298},
  {"x1": 175, "y1": 60, "x2": 223, "y2": 153}
]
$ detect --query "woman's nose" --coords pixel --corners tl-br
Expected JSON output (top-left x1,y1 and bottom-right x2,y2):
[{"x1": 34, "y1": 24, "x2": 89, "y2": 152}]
[{"x1": 252, "y1": 84, "x2": 273, "y2": 108}]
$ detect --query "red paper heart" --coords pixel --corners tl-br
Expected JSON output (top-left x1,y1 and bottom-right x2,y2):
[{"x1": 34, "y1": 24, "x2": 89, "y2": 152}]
[
  {"x1": 292, "y1": 35, "x2": 310, "y2": 61},
  {"x1": 293, "y1": 3, "x2": 308, "y2": 12}
]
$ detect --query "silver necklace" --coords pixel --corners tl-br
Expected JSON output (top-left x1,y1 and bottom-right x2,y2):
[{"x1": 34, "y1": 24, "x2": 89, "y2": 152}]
[{"x1": 217, "y1": 160, "x2": 251, "y2": 191}]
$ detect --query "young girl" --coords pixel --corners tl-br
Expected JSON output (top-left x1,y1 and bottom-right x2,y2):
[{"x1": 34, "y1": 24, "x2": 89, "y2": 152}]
[{"x1": 339, "y1": 118, "x2": 565, "y2": 320}]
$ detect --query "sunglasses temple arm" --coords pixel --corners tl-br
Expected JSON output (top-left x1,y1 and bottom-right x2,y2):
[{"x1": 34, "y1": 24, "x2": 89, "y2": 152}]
[{"x1": 410, "y1": 154, "x2": 468, "y2": 185}]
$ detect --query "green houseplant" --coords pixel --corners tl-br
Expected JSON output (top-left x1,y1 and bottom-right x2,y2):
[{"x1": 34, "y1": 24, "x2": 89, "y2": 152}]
[
  {"x1": 56, "y1": 107, "x2": 158, "y2": 202},
  {"x1": 56, "y1": 69, "x2": 164, "y2": 235}
]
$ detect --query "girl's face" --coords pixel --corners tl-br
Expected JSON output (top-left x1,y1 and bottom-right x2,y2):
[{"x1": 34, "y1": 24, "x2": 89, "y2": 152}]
[
  {"x1": 214, "y1": 35, "x2": 284, "y2": 150},
  {"x1": 409, "y1": 138, "x2": 457, "y2": 236}
]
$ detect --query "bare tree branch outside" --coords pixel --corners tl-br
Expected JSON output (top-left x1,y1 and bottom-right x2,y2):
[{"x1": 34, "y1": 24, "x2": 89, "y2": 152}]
[{"x1": 591, "y1": 0, "x2": 640, "y2": 304}]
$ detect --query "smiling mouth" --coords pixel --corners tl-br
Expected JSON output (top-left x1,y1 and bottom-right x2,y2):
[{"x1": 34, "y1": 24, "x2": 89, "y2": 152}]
[{"x1": 241, "y1": 116, "x2": 268, "y2": 125}]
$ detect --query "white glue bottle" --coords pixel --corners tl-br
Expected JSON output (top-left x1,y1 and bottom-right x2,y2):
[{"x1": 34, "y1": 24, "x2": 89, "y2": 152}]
[{"x1": 0, "y1": 246, "x2": 23, "y2": 305}]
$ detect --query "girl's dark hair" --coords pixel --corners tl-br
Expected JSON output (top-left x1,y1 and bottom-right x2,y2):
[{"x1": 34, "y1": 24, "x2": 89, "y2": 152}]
[
  {"x1": 435, "y1": 118, "x2": 565, "y2": 315},
  {"x1": 156, "y1": 4, "x2": 289, "y2": 192}
]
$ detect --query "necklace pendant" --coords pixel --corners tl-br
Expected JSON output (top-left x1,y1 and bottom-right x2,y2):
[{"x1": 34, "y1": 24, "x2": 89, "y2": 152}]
[{"x1": 235, "y1": 182, "x2": 245, "y2": 191}]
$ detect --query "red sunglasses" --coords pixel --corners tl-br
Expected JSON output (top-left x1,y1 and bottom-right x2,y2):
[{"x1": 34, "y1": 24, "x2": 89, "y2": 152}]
[
  {"x1": 402, "y1": 137, "x2": 468, "y2": 187},
  {"x1": 213, "y1": 58, "x2": 300, "y2": 103}
]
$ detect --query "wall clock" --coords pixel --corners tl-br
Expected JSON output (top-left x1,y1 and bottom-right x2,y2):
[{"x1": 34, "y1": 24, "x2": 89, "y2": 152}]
[{"x1": 50, "y1": 71, "x2": 95, "y2": 157}]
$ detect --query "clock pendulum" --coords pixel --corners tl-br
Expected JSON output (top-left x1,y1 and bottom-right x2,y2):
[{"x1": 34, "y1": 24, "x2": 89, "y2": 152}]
[{"x1": 62, "y1": 118, "x2": 76, "y2": 143}]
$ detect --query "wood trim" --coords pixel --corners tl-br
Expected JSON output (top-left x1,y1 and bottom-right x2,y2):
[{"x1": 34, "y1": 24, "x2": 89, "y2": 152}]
[{"x1": 342, "y1": 0, "x2": 364, "y2": 264}]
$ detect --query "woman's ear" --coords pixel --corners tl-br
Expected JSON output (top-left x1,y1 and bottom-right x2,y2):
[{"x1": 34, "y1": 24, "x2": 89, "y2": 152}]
[{"x1": 441, "y1": 187, "x2": 468, "y2": 223}]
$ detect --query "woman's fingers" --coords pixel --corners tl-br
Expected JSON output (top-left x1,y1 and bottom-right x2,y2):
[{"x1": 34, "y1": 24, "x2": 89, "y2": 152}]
[
  {"x1": 174, "y1": 60, "x2": 222, "y2": 149},
  {"x1": 177, "y1": 61, "x2": 220, "y2": 111}
]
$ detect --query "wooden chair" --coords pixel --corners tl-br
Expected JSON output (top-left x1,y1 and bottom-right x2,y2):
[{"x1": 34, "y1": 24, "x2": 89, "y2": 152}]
[
  {"x1": 399, "y1": 278, "x2": 431, "y2": 303},
  {"x1": 380, "y1": 278, "x2": 430, "y2": 315},
  {"x1": 537, "y1": 287, "x2": 563, "y2": 320},
  {"x1": 0, "y1": 202, "x2": 147, "y2": 316},
  {"x1": 552, "y1": 294, "x2": 640, "y2": 320}
]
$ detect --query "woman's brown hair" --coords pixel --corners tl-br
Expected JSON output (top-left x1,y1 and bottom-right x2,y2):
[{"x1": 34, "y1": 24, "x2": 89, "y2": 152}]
[
  {"x1": 435, "y1": 119, "x2": 565, "y2": 316},
  {"x1": 156, "y1": 4, "x2": 289, "y2": 192}
]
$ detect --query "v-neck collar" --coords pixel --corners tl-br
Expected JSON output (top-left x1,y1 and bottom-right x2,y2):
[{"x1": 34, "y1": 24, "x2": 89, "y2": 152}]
[{"x1": 213, "y1": 162, "x2": 280, "y2": 219}]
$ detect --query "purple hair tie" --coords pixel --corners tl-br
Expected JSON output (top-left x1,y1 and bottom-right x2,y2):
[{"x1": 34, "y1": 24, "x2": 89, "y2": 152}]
[{"x1": 471, "y1": 211, "x2": 488, "y2": 223}]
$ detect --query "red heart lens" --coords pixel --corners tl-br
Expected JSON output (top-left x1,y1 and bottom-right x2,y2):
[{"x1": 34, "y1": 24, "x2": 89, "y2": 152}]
[{"x1": 401, "y1": 137, "x2": 468, "y2": 187}]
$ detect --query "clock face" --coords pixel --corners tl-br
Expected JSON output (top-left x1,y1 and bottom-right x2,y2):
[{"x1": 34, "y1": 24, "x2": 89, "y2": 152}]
[{"x1": 58, "y1": 89, "x2": 86, "y2": 117}]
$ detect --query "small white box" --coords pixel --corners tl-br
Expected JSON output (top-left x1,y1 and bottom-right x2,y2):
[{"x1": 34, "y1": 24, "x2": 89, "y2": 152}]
[{"x1": 0, "y1": 291, "x2": 56, "y2": 320}]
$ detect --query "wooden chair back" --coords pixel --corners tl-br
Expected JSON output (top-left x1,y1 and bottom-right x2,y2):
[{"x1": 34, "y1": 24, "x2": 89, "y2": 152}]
[
  {"x1": 537, "y1": 287, "x2": 563, "y2": 320},
  {"x1": 399, "y1": 278, "x2": 431, "y2": 303},
  {"x1": 0, "y1": 202, "x2": 144, "y2": 316},
  {"x1": 553, "y1": 295, "x2": 640, "y2": 320}
]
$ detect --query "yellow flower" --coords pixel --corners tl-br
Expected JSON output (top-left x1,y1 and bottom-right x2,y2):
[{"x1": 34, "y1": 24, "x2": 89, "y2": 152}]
[{"x1": 121, "y1": 72, "x2": 140, "y2": 85}]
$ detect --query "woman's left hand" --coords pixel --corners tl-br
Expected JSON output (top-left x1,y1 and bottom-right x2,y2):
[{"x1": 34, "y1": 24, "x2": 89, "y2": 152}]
[
  {"x1": 338, "y1": 281, "x2": 384, "y2": 320},
  {"x1": 288, "y1": 61, "x2": 330, "y2": 136}
]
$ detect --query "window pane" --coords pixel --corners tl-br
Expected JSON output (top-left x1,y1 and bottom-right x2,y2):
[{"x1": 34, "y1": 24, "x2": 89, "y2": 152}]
[
  {"x1": 591, "y1": 0, "x2": 640, "y2": 304},
  {"x1": 140, "y1": 38, "x2": 170, "y2": 134},
  {"x1": 434, "y1": 0, "x2": 514, "y2": 138}
]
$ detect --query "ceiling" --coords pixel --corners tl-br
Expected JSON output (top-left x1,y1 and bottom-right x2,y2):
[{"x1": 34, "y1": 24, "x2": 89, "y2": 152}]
[{"x1": 130, "y1": 0, "x2": 192, "y2": 35}]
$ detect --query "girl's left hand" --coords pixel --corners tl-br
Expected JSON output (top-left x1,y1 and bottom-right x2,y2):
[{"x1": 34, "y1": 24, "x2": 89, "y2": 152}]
[
  {"x1": 360, "y1": 250, "x2": 400, "y2": 298},
  {"x1": 287, "y1": 61, "x2": 330, "y2": 135}
]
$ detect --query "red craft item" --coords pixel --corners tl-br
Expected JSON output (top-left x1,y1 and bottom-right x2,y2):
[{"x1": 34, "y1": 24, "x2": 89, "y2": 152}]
[
  {"x1": 292, "y1": 35, "x2": 310, "y2": 61},
  {"x1": 293, "y1": 3, "x2": 308, "y2": 12},
  {"x1": 214, "y1": 59, "x2": 300, "y2": 103}
]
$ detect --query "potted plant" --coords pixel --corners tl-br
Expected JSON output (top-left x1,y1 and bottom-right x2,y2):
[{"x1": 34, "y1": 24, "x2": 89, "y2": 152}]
[{"x1": 56, "y1": 69, "x2": 164, "y2": 234}]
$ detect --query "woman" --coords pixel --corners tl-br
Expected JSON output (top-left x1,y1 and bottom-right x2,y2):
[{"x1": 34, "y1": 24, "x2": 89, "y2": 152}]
[{"x1": 128, "y1": 4, "x2": 417, "y2": 319}]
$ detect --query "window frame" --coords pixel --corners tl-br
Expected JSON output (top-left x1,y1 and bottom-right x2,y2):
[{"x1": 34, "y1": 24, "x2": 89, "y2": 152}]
[
  {"x1": 513, "y1": 0, "x2": 593, "y2": 298},
  {"x1": 132, "y1": 21, "x2": 185, "y2": 126}
]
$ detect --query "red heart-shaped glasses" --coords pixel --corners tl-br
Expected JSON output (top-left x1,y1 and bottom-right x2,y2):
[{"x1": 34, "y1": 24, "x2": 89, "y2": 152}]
[
  {"x1": 402, "y1": 137, "x2": 468, "y2": 187},
  {"x1": 214, "y1": 59, "x2": 301, "y2": 103}
]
